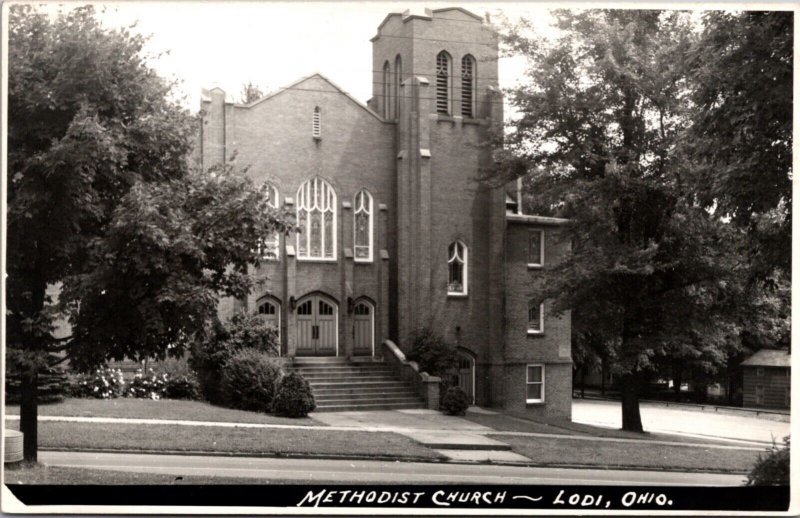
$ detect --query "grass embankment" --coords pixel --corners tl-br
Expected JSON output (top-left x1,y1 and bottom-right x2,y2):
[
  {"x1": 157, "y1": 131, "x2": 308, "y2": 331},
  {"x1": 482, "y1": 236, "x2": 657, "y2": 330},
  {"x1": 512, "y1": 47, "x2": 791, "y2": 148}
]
[
  {"x1": 4, "y1": 420, "x2": 443, "y2": 461},
  {"x1": 5, "y1": 398, "x2": 321, "y2": 426},
  {"x1": 4, "y1": 462, "x2": 279, "y2": 485},
  {"x1": 464, "y1": 411, "x2": 732, "y2": 445},
  {"x1": 494, "y1": 434, "x2": 759, "y2": 472}
]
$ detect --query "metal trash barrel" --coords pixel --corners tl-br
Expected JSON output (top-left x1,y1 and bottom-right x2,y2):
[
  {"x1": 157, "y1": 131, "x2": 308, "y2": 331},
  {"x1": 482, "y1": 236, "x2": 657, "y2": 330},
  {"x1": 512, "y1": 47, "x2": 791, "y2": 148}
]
[{"x1": 4, "y1": 430, "x2": 23, "y2": 463}]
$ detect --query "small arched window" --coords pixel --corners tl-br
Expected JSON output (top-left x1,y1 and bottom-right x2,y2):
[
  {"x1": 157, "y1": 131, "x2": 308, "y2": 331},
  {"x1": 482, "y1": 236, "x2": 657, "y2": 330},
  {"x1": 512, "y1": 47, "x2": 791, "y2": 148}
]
[
  {"x1": 436, "y1": 51, "x2": 452, "y2": 115},
  {"x1": 382, "y1": 61, "x2": 391, "y2": 119},
  {"x1": 353, "y1": 190, "x2": 373, "y2": 262},
  {"x1": 528, "y1": 300, "x2": 544, "y2": 334},
  {"x1": 259, "y1": 184, "x2": 280, "y2": 260},
  {"x1": 312, "y1": 107, "x2": 321, "y2": 139},
  {"x1": 461, "y1": 54, "x2": 476, "y2": 118},
  {"x1": 297, "y1": 178, "x2": 337, "y2": 260},
  {"x1": 394, "y1": 54, "x2": 403, "y2": 119},
  {"x1": 447, "y1": 240, "x2": 468, "y2": 295}
]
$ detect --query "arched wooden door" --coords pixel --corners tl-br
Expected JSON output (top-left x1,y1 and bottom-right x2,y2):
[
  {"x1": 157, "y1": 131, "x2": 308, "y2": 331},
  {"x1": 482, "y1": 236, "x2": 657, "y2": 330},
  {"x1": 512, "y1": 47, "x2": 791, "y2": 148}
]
[
  {"x1": 352, "y1": 300, "x2": 374, "y2": 356},
  {"x1": 257, "y1": 297, "x2": 281, "y2": 355},
  {"x1": 455, "y1": 351, "x2": 475, "y2": 404},
  {"x1": 295, "y1": 295, "x2": 337, "y2": 356}
]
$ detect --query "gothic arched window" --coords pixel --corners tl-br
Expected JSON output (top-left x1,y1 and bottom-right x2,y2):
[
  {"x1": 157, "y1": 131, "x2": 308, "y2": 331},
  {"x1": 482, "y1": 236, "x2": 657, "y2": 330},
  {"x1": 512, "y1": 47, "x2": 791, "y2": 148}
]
[
  {"x1": 259, "y1": 184, "x2": 280, "y2": 260},
  {"x1": 353, "y1": 190, "x2": 373, "y2": 262},
  {"x1": 394, "y1": 54, "x2": 403, "y2": 119},
  {"x1": 528, "y1": 300, "x2": 544, "y2": 334},
  {"x1": 447, "y1": 240, "x2": 468, "y2": 295},
  {"x1": 297, "y1": 178, "x2": 337, "y2": 260},
  {"x1": 382, "y1": 61, "x2": 391, "y2": 119},
  {"x1": 461, "y1": 54, "x2": 476, "y2": 118},
  {"x1": 436, "y1": 51, "x2": 451, "y2": 115}
]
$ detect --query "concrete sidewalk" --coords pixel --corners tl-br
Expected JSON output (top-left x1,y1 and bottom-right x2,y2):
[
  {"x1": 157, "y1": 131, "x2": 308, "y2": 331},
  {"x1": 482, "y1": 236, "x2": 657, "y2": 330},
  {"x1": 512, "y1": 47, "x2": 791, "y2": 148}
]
[{"x1": 6, "y1": 408, "x2": 765, "y2": 452}]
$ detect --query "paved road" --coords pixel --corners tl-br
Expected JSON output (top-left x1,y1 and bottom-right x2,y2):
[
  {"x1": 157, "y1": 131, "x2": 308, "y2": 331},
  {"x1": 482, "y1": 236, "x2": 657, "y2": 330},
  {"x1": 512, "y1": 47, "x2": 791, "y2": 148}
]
[
  {"x1": 41, "y1": 451, "x2": 746, "y2": 486},
  {"x1": 572, "y1": 399, "x2": 790, "y2": 444}
]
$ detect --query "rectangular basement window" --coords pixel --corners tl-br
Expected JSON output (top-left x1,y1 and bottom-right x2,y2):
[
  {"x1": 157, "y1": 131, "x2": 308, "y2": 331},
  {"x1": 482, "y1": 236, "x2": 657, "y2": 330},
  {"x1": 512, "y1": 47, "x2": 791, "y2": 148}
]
[{"x1": 526, "y1": 364, "x2": 545, "y2": 403}]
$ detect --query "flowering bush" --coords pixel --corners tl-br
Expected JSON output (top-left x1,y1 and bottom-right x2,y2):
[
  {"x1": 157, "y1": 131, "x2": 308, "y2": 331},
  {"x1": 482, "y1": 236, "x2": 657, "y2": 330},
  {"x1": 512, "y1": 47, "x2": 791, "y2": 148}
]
[
  {"x1": 125, "y1": 369, "x2": 168, "y2": 400},
  {"x1": 70, "y1": 367, "x2": 126, "y2": 399}
]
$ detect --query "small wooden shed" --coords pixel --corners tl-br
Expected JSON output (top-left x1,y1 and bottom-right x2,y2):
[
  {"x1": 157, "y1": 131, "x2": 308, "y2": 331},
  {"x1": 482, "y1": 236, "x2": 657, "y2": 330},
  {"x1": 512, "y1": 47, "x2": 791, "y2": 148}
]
[{"x1": 741, "y1": 349, "x2": 791, "y2": 409}]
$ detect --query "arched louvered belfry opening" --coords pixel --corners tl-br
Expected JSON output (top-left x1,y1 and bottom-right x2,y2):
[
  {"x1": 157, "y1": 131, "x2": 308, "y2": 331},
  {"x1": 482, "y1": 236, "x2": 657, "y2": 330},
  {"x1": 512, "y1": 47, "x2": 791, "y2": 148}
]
[
  {"x1": 435, "y1": 51, "x2": 451, "y2": 115},
  {"x1": 461, "y1": 54, "x2": 476, "y2": 118}
]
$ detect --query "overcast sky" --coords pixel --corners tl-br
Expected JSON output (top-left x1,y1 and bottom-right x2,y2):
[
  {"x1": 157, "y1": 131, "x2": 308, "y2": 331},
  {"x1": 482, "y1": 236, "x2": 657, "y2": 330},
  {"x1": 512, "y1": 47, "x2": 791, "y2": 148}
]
[{"x1": 44, "y1": 1, "x2": 558, "y2": 111}]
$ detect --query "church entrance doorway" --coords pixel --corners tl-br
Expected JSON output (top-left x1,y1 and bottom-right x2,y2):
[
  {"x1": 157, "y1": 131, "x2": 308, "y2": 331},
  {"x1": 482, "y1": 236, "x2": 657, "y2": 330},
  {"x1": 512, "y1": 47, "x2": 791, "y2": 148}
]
[{"x1": 295, "y1": 294, "x2": 338, "y2": 356}]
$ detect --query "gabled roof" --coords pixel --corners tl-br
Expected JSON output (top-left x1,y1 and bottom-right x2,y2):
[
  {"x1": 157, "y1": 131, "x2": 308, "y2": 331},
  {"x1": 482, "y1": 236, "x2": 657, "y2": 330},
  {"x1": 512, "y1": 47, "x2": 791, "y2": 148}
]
[
  {"x1": 234, "y1": 73, "x2": 386, "y2": 122},
  {"x1": 741, "y1": 349, "x2": 791, "y2": 368}
]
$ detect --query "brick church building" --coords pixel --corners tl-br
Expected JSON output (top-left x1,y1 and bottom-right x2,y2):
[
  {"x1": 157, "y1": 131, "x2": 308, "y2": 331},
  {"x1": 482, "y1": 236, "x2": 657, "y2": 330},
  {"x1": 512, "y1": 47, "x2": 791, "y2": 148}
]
[{"x1": 198, "y1": 7, "x2": 572, "y2": 419}]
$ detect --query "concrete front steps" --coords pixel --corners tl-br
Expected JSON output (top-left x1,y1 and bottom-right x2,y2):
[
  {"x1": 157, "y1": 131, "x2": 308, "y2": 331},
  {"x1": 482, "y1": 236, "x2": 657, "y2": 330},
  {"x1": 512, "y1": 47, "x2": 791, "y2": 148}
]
[{"x1": 292, "y1": 357, "x2": 425, "y2": 412}]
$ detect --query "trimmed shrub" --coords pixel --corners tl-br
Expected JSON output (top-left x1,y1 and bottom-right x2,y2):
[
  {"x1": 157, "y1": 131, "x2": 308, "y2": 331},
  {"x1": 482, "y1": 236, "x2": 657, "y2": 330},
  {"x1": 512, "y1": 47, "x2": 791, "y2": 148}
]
[
  {"x1": 440, "y1": 386, "x2": 470, "y2": 416},
  {"x1": 406, "y1": 327, "x2": 459, "y2": 381},
  {"x1": 5, "y1": 365, "x2": 70, "y2": 404},
  {"x1": 747, "y1": 436, "x2": 790, "y2": 485},
  {"x1": 219, "y1": 349, "x2": 283, "y2": 412},
  {"x1": 163, "y1": 373, "x2": 201, "y2": 400},
  {"x1": 190, "y1": 313, "x2": 280, "y2": 404},
  {"x1": 272, "y1": 372, "x2": 316, "y2": 417},
  {"x1": 70, "y1": 367, "x2": 126, "y2": 399}
]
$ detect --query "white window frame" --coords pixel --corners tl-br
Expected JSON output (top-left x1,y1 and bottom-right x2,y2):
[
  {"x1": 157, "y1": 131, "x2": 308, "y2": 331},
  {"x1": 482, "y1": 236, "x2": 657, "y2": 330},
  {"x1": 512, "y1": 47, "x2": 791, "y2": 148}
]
[
  {"x1": 260, "y1": 184, "x2": 280, "y2": 260},
  {"x1": 447, "y1": 240, "x2": 468, "y2": 296},
  {"x1": 527, "y1": 229, "x2": 544, "y2": 268},
  {"x1": 296, "y1": 178, "x2": 337, "y2": 261},
  {"x1": 527, "y1": 301, "x2": 544, "y2": 334},
  {"x1": 526, "y1": 364, "x2": 545, "y2": 404},
  {"x1": 353, "y1": 190, "x2": 373, "y2": 263}
]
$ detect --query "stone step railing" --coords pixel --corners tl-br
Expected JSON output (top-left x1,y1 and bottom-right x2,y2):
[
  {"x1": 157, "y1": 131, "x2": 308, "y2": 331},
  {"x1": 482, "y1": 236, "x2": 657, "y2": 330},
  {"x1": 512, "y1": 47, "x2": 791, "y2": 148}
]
[{"x1": 381, "y1": 340, "x2": 440, "y2": 410}]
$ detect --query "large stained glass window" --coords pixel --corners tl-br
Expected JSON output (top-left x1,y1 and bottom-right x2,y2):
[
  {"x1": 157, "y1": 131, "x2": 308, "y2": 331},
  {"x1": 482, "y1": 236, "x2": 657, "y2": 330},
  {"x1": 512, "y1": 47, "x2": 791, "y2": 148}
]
[
  {"x1": 297, "y1": 178, "x2": 337, "y2": 260},
  {"x1": 354, "y1": 190, "x2": 373, "y2": 262}
]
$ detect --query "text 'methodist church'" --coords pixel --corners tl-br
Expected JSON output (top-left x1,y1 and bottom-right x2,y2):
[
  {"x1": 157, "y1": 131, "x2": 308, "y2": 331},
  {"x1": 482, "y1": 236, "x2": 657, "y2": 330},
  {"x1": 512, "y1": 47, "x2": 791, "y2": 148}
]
[{"x1": 198, "y1": 7, "x2": 572, "y2": 419}]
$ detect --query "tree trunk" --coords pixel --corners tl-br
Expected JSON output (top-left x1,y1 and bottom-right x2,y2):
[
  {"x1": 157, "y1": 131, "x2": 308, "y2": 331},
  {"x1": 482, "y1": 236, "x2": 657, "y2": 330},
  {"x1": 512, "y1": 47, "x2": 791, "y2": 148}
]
[
  {"x1": 19, "y1": 277, "x2": 47, "y2": 463},
  {"x1": 580, "y1": 366, "x2": 586, "y2": 398},
  {"x1": 600, "y1": 356, "x2": 607, "y2": 396},
  {"x1": 672, "y1": 361, "x2": 682, "y2": 401},
  {"x1": 620, "y1": 372, "x2": 644, "y2": 432},
  {"x1": 20, "y1": 370, "x2": 39, "y2": 462}
]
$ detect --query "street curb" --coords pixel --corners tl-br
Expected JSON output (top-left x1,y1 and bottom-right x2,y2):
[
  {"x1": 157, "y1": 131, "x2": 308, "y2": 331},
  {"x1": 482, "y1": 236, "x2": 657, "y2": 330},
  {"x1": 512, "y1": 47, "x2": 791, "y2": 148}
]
[{"x1": 39, "y1": 447, "x2": 750, "y2": 476}]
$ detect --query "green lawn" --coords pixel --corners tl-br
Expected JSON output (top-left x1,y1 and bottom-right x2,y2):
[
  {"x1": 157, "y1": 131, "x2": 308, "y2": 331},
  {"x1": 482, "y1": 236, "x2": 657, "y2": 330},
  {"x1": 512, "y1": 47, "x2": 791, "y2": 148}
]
[
  {"x1": 493, "y1": 433, "x2": 760, "y2": 473},
  {"x1": 464, "y1": 410, "x2": 728, "y2": 445},
  {"x1": 5, "y1": 398, "x2": 322, "y2": 426},
  {"x1": 6, "y1": 420, "x2": 443, "y2": 460},
  {"x1": 4, "y1": 463, "x2": 286, "y2": 485}
]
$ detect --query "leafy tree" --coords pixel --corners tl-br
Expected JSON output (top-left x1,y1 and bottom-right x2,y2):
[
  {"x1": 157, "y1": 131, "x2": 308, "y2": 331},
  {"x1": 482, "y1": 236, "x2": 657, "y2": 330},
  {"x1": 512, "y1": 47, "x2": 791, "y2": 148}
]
[
  {"x1": 494, "y1": 10, "x2": 754, "y2": 431},
  {"x1": 7, "y1": 5, "x2": 288, "y2": 460},
  {"x1": 240, "y1": 81, "x2": 266, "y2": 104},
  {"x1": 685, "y1": 11, "x2": 792, "y2": 282}
]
